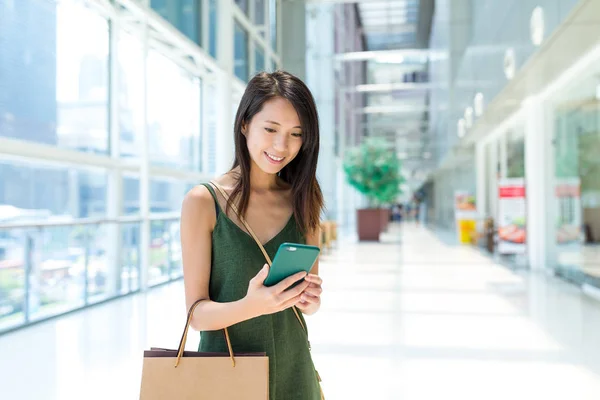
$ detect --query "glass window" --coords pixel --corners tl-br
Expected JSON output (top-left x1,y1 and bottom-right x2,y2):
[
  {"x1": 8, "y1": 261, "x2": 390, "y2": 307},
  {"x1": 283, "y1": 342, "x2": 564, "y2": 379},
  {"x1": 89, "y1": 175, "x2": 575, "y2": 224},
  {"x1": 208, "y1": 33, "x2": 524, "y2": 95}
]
[
  {"x1": 269, "y1": 0, "x2": 277, "y2": 51},
  {"x1": 234, "y1": 22, "x2": 249, "y2": 82},
  {"x1": 254, "y1": 0, "x2": 266, "y2": 35},
  {"x1": 0, "y1": 227, "x2": 26, "y2": 331},
  {"x1": 148, "y1": 219, "x2": 181, "y2": 287},
  {"x1": 118, "y1": 31, "x2": 145, "y2": 159},
  {"x1": 255, "y1": 44, "x2": 265, "y2": 74},
  {"x1": 553, "y1": 88, "x2": 600, "y2": 285},
  {"x1": 0, "y1": 0, "x2": 109, "y2": 153},
  {"x1": 179, "y1": 0, "x2": 200, "y2": 44},
  {"x1": 120, "y1": 222, "x2": 141, "y2": 294},
  {"x1": 147, "y1": 49, "x2": 202, "y2": 171},
  {"x1": 150, "y1": 0, "x2": 200, "y2": 44},
  {"x1": 0, "y1": 159, "x2": 108, "y2": 220},
  {"x1": 235, "y1": 0, "x2": 249, "y2": 15},
  {"x1": 208, "y1": 0, "x2": 218, "y2": 58},
  {"x1": 122, "y1": 175, "x2": 140, "y2": 216},
  {"x1": 149, "y1": 179, "x2": 189, "y2": 213},
  {"x1": 27, "y1": 224, "x2": 88, "y2": 321},
  {"x1": 506, "y1": 129, "x2": 525, "y2": 178}
]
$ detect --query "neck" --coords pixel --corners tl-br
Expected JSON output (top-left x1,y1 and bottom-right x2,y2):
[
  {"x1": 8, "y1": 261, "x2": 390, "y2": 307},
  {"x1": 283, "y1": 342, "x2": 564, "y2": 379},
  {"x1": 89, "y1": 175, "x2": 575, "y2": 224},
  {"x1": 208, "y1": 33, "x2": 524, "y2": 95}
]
[{"x1": 248, "y1": 162, "x2": 279, "y2": 191}]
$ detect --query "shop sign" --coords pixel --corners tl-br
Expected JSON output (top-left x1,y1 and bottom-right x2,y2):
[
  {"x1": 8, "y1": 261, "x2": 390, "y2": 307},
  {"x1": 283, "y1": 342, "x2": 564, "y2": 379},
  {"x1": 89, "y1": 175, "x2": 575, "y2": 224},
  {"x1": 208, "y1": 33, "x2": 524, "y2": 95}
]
[{"x1": 498, "y1": 178, "x2": 527, "y2": 254}]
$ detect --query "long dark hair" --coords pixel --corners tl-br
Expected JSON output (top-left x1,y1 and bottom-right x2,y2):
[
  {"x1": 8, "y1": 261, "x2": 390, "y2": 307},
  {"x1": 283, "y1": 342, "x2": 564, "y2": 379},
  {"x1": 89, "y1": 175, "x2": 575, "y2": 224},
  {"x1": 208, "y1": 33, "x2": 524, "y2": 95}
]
[{"x1": 228, "y1": 71, "x2": 324, "y2": 236}]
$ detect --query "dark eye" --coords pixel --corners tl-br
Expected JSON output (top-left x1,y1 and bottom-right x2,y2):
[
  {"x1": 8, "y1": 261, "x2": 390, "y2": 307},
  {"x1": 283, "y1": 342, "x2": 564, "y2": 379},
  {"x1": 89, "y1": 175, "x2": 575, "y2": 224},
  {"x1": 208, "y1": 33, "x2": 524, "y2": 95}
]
[
  {"x1": 264, "y1": 128, "x2": 276, "y2": 133},
  {"x1": 292, "y1": 133, "x2": 303, "y2": 138}
]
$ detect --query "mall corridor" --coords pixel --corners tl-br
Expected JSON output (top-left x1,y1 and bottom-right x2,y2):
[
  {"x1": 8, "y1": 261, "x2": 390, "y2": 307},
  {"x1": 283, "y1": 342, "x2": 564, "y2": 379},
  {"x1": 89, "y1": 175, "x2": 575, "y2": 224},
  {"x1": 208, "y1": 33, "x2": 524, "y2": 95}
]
[{"x1": 1, "y1": 224, "x2": 600, "y2": 400}]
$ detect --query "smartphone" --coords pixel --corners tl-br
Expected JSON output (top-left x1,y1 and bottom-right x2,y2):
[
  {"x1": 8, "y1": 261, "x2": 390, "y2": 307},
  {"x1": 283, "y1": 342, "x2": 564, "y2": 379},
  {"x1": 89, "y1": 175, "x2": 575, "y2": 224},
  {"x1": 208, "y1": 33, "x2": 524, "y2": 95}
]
[{"x1": 263, "y1": 243, "x2": 320, "y2": 287}]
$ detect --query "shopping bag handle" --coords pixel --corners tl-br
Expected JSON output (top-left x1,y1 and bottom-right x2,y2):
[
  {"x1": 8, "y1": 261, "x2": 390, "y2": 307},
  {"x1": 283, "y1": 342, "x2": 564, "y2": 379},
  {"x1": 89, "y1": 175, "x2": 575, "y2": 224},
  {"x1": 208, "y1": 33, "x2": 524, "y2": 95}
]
[{"x1": 175, "y1": 299, "x2": 236, "y2": 368}]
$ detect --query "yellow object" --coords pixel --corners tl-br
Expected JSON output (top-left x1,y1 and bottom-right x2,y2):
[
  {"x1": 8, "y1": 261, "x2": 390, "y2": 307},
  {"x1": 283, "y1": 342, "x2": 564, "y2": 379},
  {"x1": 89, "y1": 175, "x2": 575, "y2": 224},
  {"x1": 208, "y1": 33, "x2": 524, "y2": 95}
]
[{"x1": 457, "y1": 219, "x2": 477, "y2": 244}]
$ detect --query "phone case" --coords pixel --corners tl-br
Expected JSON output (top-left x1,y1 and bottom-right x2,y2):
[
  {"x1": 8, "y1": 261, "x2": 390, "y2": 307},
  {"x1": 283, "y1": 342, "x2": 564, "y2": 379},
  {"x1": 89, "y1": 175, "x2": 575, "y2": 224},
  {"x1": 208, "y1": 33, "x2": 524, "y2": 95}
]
[{"x1": 263, "y1": 243, "x2": 320, "y2": 287}]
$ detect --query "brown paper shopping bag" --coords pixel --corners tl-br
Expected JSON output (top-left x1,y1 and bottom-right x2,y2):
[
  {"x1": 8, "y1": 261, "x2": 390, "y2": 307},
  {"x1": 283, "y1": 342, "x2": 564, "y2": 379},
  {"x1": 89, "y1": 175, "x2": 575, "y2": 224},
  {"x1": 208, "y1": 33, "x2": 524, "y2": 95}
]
[{"x1": 139, "y1": 299, "x2": 269, "y2": 400}]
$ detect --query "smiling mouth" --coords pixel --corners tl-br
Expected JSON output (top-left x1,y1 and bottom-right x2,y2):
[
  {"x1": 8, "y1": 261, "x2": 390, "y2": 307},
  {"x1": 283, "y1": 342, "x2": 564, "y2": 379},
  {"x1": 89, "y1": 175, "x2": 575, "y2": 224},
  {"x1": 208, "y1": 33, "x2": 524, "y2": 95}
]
[{"x1": 264, "y1": 152, "x2": 285, "y2": 163}]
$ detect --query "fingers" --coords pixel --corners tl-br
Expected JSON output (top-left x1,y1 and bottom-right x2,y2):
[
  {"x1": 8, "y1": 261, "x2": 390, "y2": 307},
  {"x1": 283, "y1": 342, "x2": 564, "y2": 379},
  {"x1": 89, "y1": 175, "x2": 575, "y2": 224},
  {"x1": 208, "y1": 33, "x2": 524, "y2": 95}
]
[
  {"x1": 300, "y1": 293, "x2": 320, "y2": 304},
  {"x1": 279, "y1": 292, "x2": 304, "y2": 311},
  {"x1": 278, "y1": 280, "x2": 310, "y2": 303},
  {"x1": 304, "y1": 274, "x2": 322, "y2": 286},
  {"x1": 301, "y1": 286, "x2": 322, "y2": 298},
  {"x1": 275, "y1": 271, "x2": 308, "y2": 293}
]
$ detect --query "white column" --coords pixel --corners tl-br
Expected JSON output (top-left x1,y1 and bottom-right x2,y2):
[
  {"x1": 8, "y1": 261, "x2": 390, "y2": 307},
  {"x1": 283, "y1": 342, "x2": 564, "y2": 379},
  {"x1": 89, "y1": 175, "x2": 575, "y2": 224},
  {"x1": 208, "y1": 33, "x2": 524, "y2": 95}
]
[
  {"x1": 215, "y1": 0, "x2": 235, "y2": 175},
  {"x1": 140, "y1": 17, "x2": 151, "y2": 291},
  {"x1": 107, "y1": 14, "x2": 122, "y2": 296},
  {"x1": 524, "y1": 95, "x2": 554, "y2": 270},
  {"x1": 475, "y1": 142, "x2": 486, "y2": 219},
  {"x1": 306, "y1": 3, "x2": 336, "y2": 221}
]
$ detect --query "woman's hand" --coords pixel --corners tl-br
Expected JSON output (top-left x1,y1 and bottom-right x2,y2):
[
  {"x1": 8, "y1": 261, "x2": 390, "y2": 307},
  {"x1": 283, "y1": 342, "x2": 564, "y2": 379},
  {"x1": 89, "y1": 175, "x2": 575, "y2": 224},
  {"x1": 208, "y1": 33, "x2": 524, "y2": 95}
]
[
  {"x1": 243, "y1": 264, "x2": 310, "y2": 318},
  {"x1": 295, "y1": 274, "x2": 322, "y2": 315}
]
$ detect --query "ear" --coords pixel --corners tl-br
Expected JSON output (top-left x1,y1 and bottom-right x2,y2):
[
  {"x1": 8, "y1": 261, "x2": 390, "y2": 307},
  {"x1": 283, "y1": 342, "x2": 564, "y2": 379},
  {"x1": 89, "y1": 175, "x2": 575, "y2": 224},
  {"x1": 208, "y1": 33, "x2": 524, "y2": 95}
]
[{"x1": 241, "y1": 122, "x2": 247, "y2": 136}]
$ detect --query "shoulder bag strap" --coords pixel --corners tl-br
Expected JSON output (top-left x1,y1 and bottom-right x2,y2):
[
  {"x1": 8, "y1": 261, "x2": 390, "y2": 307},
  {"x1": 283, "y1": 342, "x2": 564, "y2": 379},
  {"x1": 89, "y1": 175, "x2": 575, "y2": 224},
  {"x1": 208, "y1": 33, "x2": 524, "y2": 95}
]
[{"x1": 208, "y1": 181, "x2": 307, "y2": 333}]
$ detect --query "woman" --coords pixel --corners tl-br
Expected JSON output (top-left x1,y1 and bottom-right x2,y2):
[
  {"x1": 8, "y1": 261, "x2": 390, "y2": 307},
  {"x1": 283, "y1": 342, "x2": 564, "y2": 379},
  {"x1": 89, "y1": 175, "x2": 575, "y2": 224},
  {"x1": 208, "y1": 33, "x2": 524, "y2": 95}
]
[{"x1": 180, "y1": 71, "x2": 325, "y2": 400}]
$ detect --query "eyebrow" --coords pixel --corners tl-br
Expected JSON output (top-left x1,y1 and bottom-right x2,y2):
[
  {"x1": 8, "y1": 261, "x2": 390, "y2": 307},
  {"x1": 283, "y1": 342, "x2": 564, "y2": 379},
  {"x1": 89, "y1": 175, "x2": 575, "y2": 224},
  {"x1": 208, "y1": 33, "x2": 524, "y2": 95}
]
[{"x1": 265, "y1": 120, "x2": 302, "y2": 129}]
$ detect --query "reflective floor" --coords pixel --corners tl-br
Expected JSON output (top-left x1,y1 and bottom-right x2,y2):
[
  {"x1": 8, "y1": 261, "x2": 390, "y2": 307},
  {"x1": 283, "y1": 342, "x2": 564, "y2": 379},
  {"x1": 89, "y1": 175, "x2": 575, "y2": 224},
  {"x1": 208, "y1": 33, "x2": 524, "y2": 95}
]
[{"x1": 1, "y1": 224, "x2": 600, "y2": 399}]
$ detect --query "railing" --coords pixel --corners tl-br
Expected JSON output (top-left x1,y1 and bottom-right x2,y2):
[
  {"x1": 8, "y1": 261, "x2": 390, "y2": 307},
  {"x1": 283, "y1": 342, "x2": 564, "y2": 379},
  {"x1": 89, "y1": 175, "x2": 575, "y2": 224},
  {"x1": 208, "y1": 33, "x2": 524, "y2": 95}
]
[{"x1": 0, "y1": 215, "x2": 181, "y2": 334}]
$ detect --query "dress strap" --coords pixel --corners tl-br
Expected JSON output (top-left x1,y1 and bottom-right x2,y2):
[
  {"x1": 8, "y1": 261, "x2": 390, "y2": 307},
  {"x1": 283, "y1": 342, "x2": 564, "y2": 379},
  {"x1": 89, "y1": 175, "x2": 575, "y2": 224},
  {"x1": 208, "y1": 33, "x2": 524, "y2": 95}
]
[{"x1": 200, "y1": 183, "x2": 220, "y2": 218}]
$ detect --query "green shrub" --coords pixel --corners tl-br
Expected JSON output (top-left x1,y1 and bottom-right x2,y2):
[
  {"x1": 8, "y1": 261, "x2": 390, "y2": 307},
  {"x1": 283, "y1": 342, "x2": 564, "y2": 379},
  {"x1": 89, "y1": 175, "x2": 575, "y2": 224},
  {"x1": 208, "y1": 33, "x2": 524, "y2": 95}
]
[{"x1": 343, "y1": 138, "x2": 404, "y2": 207}]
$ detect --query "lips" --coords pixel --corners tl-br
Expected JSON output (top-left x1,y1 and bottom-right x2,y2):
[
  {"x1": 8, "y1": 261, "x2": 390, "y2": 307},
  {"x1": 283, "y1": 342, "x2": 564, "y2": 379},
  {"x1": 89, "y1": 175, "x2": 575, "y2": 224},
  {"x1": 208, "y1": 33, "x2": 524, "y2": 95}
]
[{"x1": 264, "y1": 152, "x2": 285, "y2": 164}]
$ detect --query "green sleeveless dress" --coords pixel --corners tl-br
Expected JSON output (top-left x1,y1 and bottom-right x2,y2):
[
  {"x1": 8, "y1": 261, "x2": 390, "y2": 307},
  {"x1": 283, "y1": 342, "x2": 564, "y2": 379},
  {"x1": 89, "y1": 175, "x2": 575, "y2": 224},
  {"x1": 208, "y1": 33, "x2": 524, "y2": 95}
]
[{"x1": 199, "y1": 184, "x2": 322, "y2": 400}]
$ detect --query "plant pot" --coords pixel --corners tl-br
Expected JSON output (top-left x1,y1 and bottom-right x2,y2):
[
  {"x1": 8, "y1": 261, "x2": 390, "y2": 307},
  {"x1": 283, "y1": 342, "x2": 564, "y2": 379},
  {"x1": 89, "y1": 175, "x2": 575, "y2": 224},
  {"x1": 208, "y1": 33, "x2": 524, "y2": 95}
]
[
  {"x1": 379, "y1": 208, "x2": 391, "y2": 232},
  {"x1": 357, "y1": 208, "x2": 382, "y2": 241}
]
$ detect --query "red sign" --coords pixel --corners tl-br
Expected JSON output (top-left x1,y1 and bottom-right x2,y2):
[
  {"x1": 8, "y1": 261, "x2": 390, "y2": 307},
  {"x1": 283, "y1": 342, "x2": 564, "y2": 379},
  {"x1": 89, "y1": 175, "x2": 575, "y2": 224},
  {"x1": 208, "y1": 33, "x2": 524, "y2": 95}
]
[
  {"x1": 555, "y1": 184, "x2": 580, "y2": 197},
  {"x1": 499, "y1": 186, "x2": 526, "y2": 198}
]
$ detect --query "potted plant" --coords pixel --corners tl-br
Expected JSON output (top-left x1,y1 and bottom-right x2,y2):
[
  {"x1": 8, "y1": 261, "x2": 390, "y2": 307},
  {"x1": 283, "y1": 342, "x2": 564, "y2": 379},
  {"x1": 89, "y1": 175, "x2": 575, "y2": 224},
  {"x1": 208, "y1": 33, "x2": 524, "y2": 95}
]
[{"x1": 343, "y1": 137, "x2": 404, "y2": 241}]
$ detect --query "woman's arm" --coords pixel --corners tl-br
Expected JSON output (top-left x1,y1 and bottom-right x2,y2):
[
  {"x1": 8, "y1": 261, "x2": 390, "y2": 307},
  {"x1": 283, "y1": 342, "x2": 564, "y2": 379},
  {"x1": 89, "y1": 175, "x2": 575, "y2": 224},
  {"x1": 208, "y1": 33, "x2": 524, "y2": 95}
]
[
  {"x1": 180, "y1": 186, "x2": 310, "y2": 331},
  {"x1": 180, "y1": 186, "x2": 255, "y2": 331}
]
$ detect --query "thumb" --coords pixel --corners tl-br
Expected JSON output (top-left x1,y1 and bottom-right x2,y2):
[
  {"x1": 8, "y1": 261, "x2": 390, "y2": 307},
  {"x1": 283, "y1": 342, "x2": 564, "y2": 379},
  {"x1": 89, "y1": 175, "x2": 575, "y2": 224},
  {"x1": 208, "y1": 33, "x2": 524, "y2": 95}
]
[{"x1": 253, "y1": 264, "x2": 269, "y2": 283}]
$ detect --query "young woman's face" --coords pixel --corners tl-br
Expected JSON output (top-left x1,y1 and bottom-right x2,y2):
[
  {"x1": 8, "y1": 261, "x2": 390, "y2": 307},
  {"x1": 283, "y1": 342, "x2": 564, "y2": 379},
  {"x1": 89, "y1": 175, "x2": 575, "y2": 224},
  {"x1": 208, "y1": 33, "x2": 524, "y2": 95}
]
[{"x1": 243, "y1": 97, "x2": 304, "y2": 175}]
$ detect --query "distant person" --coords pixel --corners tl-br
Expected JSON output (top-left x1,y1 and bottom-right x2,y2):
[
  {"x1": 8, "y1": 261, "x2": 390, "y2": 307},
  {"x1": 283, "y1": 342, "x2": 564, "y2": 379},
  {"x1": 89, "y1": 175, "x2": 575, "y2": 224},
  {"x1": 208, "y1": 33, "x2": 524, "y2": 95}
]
[
  {"x1": 180, "y1": 71, "x2": 324, "y2": 399},
  {"x1": 414, "y1": 200, "x2": 421, "y2": 225}
]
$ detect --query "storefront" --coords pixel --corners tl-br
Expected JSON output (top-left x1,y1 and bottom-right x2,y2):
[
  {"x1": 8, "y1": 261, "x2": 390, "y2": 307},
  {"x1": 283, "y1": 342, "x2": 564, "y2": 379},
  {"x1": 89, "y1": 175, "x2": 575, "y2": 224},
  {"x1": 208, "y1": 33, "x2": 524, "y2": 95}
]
[
  {"x1": 476, "y1": 43, "x2": 600, "y2": 292},
  {"x1": 547, "y1": 62, "x2": 600, "y2": 288}
]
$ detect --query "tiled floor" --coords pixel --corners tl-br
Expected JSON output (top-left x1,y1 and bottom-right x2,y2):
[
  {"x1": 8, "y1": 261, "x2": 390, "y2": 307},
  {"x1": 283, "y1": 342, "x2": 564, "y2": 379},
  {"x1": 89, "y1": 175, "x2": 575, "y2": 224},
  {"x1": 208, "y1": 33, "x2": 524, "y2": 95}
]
[{"x1": 1, "y1": 223, "x2": 600, "y2": 399}]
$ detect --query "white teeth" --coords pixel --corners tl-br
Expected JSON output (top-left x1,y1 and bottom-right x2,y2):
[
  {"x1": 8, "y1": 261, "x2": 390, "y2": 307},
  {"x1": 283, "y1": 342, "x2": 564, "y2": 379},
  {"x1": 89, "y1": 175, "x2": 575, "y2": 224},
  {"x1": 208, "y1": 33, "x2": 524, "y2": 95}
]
[{"x1": 266, "y1": 152, "x2": 284, "y2": 161}]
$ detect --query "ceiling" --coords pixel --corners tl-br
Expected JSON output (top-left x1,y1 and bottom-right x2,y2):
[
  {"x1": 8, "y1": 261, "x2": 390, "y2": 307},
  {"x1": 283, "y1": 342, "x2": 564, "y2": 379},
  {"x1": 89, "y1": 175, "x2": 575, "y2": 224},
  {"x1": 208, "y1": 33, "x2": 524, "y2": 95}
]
[
  {"x1": 356, "y1": 0, "x2": 435, "y2": 189},
  {"x1": 358, "y1": 0, "x2": 420, "y2": 50}
]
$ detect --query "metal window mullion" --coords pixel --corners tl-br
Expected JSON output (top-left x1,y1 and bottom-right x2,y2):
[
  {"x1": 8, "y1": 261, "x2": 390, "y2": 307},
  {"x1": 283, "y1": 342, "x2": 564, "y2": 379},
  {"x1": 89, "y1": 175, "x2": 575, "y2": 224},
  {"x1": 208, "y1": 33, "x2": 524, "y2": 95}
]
[
  {"x1": 232, "y1": 6, "x2": 269, "y2": 54},
  {"x1": 118, "y1": 0, "x2": 218, "y2": 75}
]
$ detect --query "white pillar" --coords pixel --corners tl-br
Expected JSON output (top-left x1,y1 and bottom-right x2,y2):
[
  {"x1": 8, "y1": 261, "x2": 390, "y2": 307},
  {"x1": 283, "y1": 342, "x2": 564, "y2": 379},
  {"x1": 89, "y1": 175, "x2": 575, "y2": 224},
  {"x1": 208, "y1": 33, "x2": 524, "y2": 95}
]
[
  {"x1": 140, "y1": 17, "x2": 151, "y2": 291},
  {"x1": 306, "y1": 3, "x2": 336, "y2": 221},
  {"x1": 524, "y1": 95, "x2": 554, "y2": 270},
  {"x1": 475, "y1": 142, "x2": 486, "y2": 219},
  {"x1": 215, "y1": 0, "x2": 235, "y2": 175},
  {"x1": 107, "y1": 13, "x2": 122, "y2": 296}
]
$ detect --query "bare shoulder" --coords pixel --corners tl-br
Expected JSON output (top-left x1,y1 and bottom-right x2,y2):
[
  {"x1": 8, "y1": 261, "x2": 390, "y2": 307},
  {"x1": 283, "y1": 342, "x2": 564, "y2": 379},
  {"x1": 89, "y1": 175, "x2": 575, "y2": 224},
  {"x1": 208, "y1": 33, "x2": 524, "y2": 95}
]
[
  {"x1": 211, "y1": 172, "x2": 239, "y2": 191},
  {"x1": 181, "y1": 185, "x2": 217, "y2": 228}
]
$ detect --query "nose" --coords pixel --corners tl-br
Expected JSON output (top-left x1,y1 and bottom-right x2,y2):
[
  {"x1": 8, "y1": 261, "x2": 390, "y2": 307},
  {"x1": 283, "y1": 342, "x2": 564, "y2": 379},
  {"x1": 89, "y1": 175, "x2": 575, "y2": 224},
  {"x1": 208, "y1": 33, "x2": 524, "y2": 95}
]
[{"x1": 272, "y1": 133, "x2": 288, "y2": 153}]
